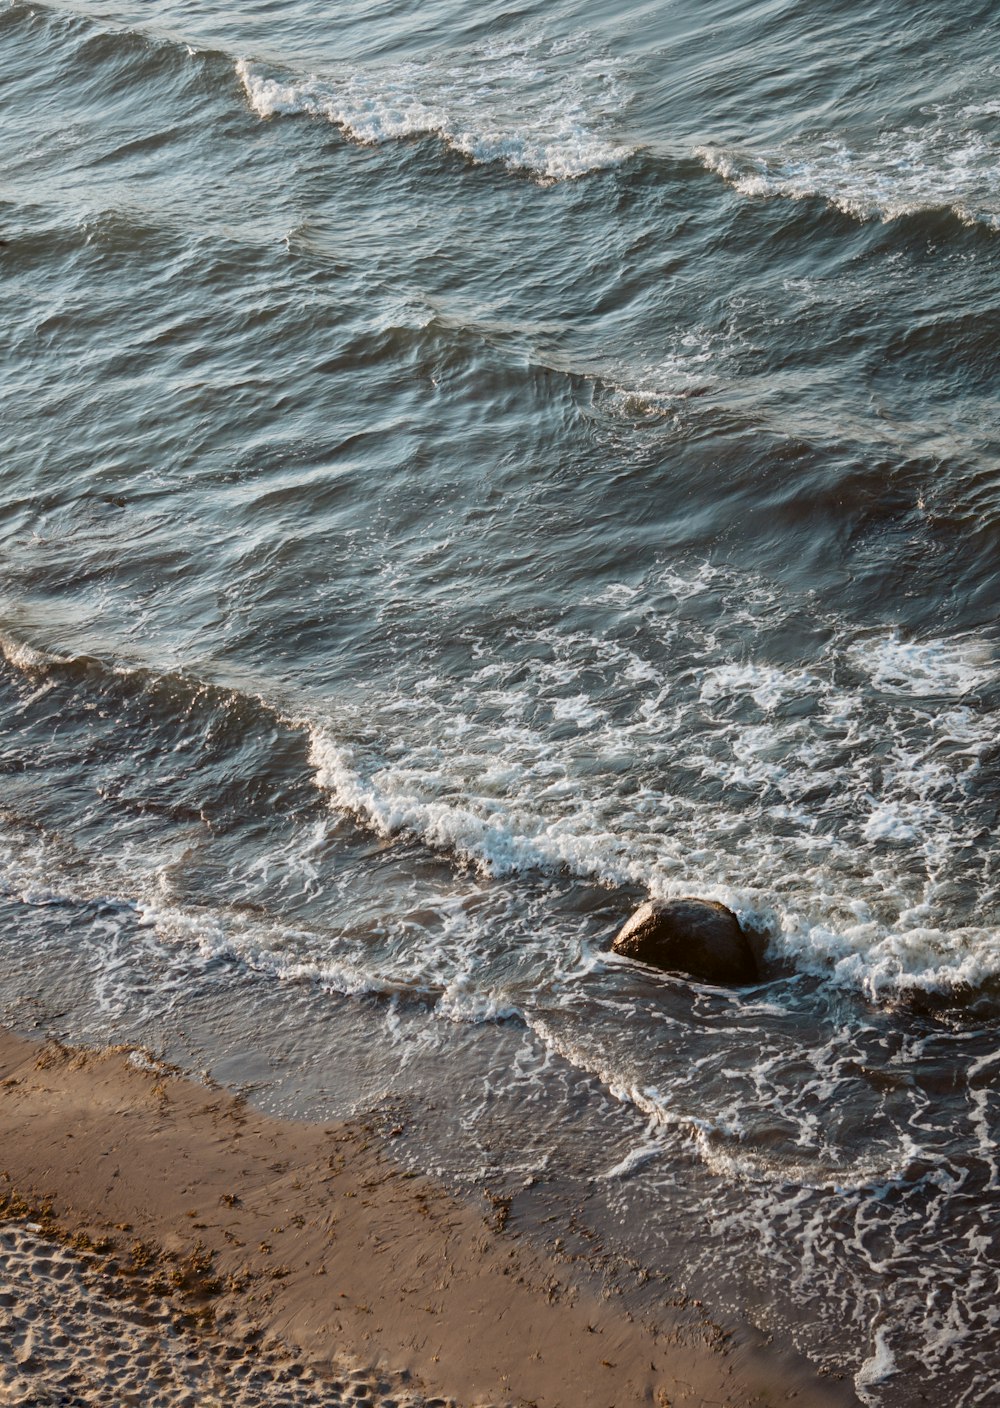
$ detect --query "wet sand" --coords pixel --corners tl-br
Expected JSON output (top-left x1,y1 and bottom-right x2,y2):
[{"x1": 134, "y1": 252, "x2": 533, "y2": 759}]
[{"x1": 0, "y1": 1028, "x2": 860, "y2": 1407}]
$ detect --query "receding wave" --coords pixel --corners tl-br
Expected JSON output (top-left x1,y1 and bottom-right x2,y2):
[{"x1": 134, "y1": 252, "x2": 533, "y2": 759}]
[{"x1": 235, "y1": 33, "x2": 633, "y2": 181}]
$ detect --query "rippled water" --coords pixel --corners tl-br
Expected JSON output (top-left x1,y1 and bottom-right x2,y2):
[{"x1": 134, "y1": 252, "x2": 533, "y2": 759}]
[{"x1": 3, "y1": 0, "x2": 1000, "y2": 1400}]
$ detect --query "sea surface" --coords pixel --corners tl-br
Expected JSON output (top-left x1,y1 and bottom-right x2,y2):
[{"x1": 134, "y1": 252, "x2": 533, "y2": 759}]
[{"x1": 3, "y1": 0, "x2": 1000, "y2": 1400}]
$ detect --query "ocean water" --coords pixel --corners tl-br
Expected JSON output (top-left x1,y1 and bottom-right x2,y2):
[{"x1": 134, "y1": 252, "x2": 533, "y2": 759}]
[{"x1": 3, "y1": 0, "x2": 1000, "y2": 1400}]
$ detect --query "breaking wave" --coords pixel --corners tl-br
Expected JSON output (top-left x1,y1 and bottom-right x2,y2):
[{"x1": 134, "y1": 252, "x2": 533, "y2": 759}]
[
  {"x1": 698, "y1": 113, "x2": 1000, "y2": 228},
  {"x1": 3, "y1": 590, "x2": 999, "y2": 1007},
  {"x1": 235, "y1": 33, "x2": 632, "y2": 180}
]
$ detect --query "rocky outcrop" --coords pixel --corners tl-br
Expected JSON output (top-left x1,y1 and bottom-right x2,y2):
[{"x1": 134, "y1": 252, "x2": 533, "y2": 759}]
[{"x1": 611, "y1": 898, "x2": 757, "y2": 985}]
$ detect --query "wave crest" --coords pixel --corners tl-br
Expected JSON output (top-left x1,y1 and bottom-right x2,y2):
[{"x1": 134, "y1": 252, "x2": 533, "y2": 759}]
[
  {"x1": 698, "y1": 121, "x2": 1000, "y2": 229},
  {"x1": 235, "y1": 35, "x2": 632, "y2": 181}
]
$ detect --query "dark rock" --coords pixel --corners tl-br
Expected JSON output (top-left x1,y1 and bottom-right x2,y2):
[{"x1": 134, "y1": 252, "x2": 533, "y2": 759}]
[{"x1": 611, "y1": 898, "x2": 757, "y2": 985}]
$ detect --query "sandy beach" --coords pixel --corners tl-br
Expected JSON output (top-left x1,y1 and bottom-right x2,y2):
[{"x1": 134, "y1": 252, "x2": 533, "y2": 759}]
[{"x1": 0, "y1": 1028, "x2": 861, "y2": 1408}]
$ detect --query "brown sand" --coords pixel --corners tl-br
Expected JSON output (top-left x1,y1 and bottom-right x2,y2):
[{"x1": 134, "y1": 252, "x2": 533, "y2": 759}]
[
  {"x1": 0, "y1": 1028, "x2": 860, "y2": 1407},
  {"x1": 0, "y1": 1220, "x2": 427, "y2": 1408}
]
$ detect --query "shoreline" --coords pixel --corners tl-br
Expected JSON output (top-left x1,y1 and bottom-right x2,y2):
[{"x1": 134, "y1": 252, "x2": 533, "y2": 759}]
[{"x1": 0, "y1": 1027, "x2": 861, "y2": 1407}]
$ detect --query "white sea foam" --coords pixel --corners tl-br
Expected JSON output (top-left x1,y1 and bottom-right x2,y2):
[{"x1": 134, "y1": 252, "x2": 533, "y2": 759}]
[
  {"x1": 603, "y1": 1142, "x2": 662, "y2": 1179},
  {"x1": 659, "y1": 560, "x2": 720, "y2": 600},
  {"x1": 594, "y1": 321, "x2": 761, "y2": 421},
  {"x1": 861, "y1": 799, "x2": 936, "y2": 845},
  {"x1": 303, "y1": 602, "x2": 1000, "y2": 1002},
  {"x1": 699, "y1": 661, "x2": 819, "y2": 712},
  {"x1": 235, "y1": 34, "x2": 631, "y2": 181},
  {"x1": 768, "y1": 910, "x2": 1000, "y2": 1000},
  {"x1": 697, "y1": 121, "x2": 1000, "y2": 228},
  {"x1": 603, "y1": 341, "x2": 717, "y2": 412},
  {"x1": 306, "y1": 728, "x2": 633, "y2": 886},
  {"x1": 528, "y1": 1012, "x2": 916, "y2": 1190},
  {"x1": 855, "y1": 1327, "x2": 898, "y2": 1401},
  {"x1": 849, "y1": 632, "x2": 994, "y2": 696}
]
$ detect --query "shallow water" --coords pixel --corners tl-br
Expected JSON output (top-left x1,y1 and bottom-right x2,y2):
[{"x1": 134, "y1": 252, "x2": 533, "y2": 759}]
[{"x1": 3, "y1": 0, "x2": 1000, "y2": 1400}]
